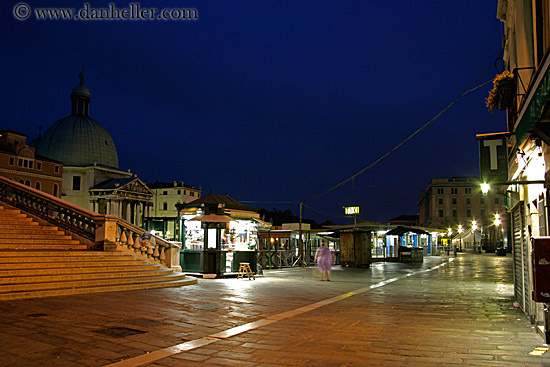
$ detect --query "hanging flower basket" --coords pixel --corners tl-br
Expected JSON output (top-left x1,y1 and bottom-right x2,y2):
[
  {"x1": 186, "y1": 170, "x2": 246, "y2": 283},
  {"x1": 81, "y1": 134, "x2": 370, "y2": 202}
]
[{"x1": 486, "y1": 71, "x2": 516, "y2": 113}]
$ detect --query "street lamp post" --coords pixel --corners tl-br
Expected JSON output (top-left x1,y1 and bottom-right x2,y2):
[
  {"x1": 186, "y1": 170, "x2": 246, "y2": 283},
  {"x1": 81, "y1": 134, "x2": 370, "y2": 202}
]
[
  {"x1": 458, "y1": 224, "x2": 463, "y2": 252},
  {"x1": 446, "y1": 228, "x2": 452, "y2": 255},
  {"x1": 494, "y1": 214, "x2": 502, "y2": 251},
  {"x1": 472, "y1": 220, "x2": 478, "y2": 254}
]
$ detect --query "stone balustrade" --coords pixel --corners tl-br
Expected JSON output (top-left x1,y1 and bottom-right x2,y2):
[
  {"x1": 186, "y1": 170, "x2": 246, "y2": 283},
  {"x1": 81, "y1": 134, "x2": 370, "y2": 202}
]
[{"x1": 0, "y1": 176, "x2": 181, "y2": 272}]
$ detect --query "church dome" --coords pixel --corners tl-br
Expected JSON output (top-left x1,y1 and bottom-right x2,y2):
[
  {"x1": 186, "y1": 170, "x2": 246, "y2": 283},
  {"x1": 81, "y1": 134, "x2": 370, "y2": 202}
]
[{"x1": 36, "y1": 75, "x2": 119, "y2": 169}]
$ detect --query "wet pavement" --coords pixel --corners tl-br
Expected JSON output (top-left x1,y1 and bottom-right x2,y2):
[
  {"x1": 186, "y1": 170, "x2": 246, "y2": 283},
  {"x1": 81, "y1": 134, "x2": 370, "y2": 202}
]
[{"x1": 1, "y1": 253, "x2": 549, "y2": 366}]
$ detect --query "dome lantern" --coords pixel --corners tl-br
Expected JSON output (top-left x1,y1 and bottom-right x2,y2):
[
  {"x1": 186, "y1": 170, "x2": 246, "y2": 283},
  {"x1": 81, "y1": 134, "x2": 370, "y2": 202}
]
[{"x1": 70, "y1": 67, "x2": 91, "y2": 116}]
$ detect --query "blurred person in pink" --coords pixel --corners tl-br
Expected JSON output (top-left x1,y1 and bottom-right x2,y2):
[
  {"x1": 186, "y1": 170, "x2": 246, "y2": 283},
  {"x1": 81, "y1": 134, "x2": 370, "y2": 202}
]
[{"x1": 314, "y1": 242, "x2": 334, "y2": 281}]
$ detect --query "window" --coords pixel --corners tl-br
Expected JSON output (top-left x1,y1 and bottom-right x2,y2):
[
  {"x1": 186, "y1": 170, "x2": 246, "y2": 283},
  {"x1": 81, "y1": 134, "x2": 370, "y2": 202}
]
[
  {"x1": 23, "y1": 160, "x2": 28, "y2": 168},
  {"x1": 437, "y1": 188, "x2": 444, "y2": 194},
  {"x1": 177, "y1": 190, "x2": 181, "y2": 195},
  {"x1": 8, "y1": 157, "x2": 14, "y2": 166},
  {"x1": 183, "y1": 190, "x2": 187, "y2": 195},
  {"x1": 18, "y1": 179, "x2": 24, "y2": 184},
  {"x1": 480, "y1": 197, "x2": 485, "y2": 205},
  {"x1": 18, "y1": 158, "x2": 23, "y2": 167},
  {"x1": 13, "y1": 139, "x2": 20, "y2": 146},
  {"x1": 452, "y1": 198, "x2": 457, "y2": 205},
  {"x1": 162, "y1": 191, "x2": 168, "y2": 195},
  {"x1": 29, "y1": 161, "x2": 33, "y2": 169},
  {"x1": 35, "y1": 181, "x2": 41, "y2": 190},
  {"x1": 452, "y1": 209, "x2": 457, "y2": 218},
  {"x1": 36, "y1": 162, "x2": 42, "y2": 170},
  {"x1": 438, "y1": 209, "x2": 444, "y2": 217},
  {"x1": 465, "y1": 188, "x2": 472, "y2": 194},
  {"x1": 451, "y1": 188, "x2": 458, "y2": 194},
  {"x1": 466, "y1": 209, "x2": 472, "y2": 218},
  {"x1": 191, "y1": 192, "x2": 195, "y2": 197},
  {"x1": 466, "y1": 198, "x2": 471, "y2": 205},
  {"x1": 54, "y1": 165, "x2": 59, "y2": 173},
  {"x1": 494, "y1": 198, "x2": 499, "y2": 205},
  {"x1": 53, "y1": 184, "x2": 58, "y2": 197},
  {"x1": 72, "y1": 176, "x2": 81, "y2": 191},
  {"x1": 438, "y1": 198, "x2": 443, "y2": 205},
  {"x1": 163, "y1": 202, "x2": 168, "y2": 210},
  {"x1": 25, "y1": 180, "x2": 30, "y2": 186}
]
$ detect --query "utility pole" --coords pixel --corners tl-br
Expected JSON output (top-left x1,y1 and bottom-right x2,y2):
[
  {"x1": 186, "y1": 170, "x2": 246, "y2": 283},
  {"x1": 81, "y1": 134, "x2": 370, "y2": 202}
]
[{"x1": 298, "y1": 201, "x2": 303, "y2": 266}]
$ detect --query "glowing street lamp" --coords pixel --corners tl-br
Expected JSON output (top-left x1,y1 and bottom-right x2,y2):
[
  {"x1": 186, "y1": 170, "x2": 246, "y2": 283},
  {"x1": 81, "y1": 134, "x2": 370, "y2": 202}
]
[
  {"x1": 481, "y1": 182, "x2": 491, "y2": 195},
  {"x1": 494, "y1": 213, "x2": 501, "y2": 226}
]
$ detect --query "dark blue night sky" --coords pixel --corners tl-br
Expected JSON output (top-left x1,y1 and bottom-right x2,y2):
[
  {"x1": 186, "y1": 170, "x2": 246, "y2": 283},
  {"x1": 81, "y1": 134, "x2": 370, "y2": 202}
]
[{"x1": 2, "y1": 1, "x2": 506, "y2": 224}]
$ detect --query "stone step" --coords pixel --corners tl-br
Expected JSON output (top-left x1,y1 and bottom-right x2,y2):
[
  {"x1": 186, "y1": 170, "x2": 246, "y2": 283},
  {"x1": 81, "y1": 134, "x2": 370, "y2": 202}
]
[
  {"x1": 0, "y1": 224, "x2": 40, "y2": 230},
  {"x1": 0, "y1": 259, "x2": 137, "y2": 266},
  {"x1": 0, "y1": 204, "x2": 196, "y2": 300},
  {"x1": 0, "y1": 250, "x2": 126, "y2": 258},
  {"x1": 0, "y1": 236, "x2": 72, "y2": 243},
  {"x1": 0, "y1": 262, "x2": 159, "y2": 273},
  {"x1": 0, "y1": 273, "x2": 187, "y2": 292},
  {"x1": 0, "y1": 243, "x2": 88, "y2": 250},
  {"x1": 0, "y1": 213, "x2": 29, "y2": 219},
  {"x1": 0, "y1": 268, "x2": 175, "y2": 285},
  {"x1": 0, "y1": 227, "x2": 63, "y2": 234},
  {"x1": 0, "y1": 238, "x2": 82, "y2": 244},
  {"x1": 0, "y1": 278, "x2": 198, "y2": 300},
  {"x1": 0, "y1": 218, "x2": 38, "y2": 224}
]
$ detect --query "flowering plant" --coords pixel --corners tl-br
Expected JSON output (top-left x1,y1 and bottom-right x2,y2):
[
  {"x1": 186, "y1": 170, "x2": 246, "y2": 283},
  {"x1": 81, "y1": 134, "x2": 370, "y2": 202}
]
[{"x1": 486, "y1": 71, "x2": 515, "y2": 113}]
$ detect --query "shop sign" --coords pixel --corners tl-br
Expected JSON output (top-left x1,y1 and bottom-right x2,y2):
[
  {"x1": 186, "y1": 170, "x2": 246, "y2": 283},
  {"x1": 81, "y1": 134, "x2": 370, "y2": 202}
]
[
  {"x1": 344, "y1": 206, "x2": 361, "y2": 215},
  {"x1": 478, "y1": 134, "x2": 508, "y2": 183},
  {"x1": 201, "y1": 222, "x2": 227, "y2": 229}
]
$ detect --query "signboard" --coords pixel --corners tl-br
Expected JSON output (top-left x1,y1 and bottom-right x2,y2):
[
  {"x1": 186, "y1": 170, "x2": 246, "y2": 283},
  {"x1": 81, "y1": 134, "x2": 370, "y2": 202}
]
[
  {"x1": 344, "y1": 206, "x2": 361, "y2": 215},
  {"x1": 532, "y1": 237, "x2": 550, "y2": 303},
  {"x1": 477, "y1": 134, "x2": 508, "y2": 183}
]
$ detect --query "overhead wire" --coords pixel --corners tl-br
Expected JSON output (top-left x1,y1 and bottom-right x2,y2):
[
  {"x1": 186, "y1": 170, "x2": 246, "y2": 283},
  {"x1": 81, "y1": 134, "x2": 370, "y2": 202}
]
[{"x1": 303, "y1": 62, "x2": 496, "y2": 204}]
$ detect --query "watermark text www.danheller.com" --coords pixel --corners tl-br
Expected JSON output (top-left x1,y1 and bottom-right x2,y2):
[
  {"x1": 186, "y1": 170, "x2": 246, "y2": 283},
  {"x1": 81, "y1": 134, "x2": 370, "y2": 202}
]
[{"x1": 12, "y1": 2, "x2": 199, "y2": 21}]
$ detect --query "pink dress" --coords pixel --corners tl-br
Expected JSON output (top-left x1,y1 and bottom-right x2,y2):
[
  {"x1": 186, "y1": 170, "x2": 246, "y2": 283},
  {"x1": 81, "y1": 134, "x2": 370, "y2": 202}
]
[{"x1": 316, "y1": 246, "x2": 332, "y2": 271}]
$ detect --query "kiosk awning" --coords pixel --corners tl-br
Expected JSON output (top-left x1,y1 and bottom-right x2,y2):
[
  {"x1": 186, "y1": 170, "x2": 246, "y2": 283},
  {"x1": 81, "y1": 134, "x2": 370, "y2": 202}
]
[{"x1": 386, "y1": 226, "x2": 429, "y2": 236}]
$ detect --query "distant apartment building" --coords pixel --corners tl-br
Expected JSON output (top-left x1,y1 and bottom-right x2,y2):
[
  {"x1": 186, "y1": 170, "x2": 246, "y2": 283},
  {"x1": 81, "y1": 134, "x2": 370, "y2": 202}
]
[
  {"x1": 0, "y1": 130, "x2": 63, "y2": 197},
  {"x1": 418, "y1": 177, "x2": 506, "y2": 229},
  {"x1": 146, "y1": 181, "x2": 201, "y2": 240}
]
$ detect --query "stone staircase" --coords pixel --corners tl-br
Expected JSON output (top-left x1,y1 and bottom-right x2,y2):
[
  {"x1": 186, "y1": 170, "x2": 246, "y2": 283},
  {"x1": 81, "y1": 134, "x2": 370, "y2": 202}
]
[{"x1": 0, "y1": 203, "x2": 196, "y2": 300}]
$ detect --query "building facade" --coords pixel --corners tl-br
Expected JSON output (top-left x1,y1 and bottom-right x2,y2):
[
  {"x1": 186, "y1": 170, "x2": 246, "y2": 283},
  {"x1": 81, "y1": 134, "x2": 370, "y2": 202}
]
[
  {"x1": 418, "y1": 177, "x2": 507, "y2": 249},
  {"x1": 0, "y1": 130, "x2": 63, "y2": 197},
  {"x1": 491, "y1": 0, "x2": 550, "y2": 341},
  {"x1": 146, "y1": 181, "x2": 201, "y2": 240}
]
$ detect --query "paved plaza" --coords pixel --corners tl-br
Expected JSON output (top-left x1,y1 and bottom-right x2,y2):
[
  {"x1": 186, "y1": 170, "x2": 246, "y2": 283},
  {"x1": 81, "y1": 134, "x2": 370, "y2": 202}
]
[{"x1": 1, "y1": 253, "x2": 549, "y2": 366}]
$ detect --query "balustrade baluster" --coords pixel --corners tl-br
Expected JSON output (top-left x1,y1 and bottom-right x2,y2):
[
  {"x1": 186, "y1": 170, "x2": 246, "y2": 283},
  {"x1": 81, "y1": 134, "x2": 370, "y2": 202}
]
[{"x1": 120, "y1": 230, "x2": 128, "y2": 247}]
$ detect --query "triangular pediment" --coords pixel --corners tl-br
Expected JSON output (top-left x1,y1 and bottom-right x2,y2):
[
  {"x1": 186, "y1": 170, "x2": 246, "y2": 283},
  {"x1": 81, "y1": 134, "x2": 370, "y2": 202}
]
[
  {"x1": 91, "y1": 177, "x2": 153, "y2": 197},
  {"x1": 117, "y1": 178, "x2": 154, "y2": 196}
]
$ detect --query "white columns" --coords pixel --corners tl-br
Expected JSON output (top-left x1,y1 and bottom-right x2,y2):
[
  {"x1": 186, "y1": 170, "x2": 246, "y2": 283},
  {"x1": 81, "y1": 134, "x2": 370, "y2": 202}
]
[{"x1": 136, "y1": 202, "x2": 141, "y2": 227}]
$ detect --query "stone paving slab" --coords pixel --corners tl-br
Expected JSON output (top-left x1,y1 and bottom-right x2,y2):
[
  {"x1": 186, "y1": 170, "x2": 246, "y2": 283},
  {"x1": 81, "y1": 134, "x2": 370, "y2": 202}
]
[{"x1": 0, "y1": 254, "x2": 549, "y2": 366}]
